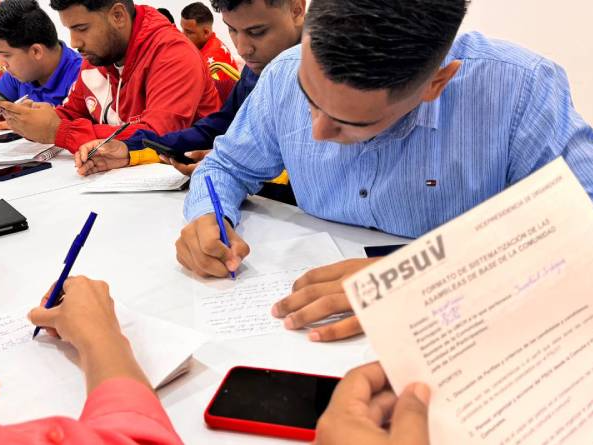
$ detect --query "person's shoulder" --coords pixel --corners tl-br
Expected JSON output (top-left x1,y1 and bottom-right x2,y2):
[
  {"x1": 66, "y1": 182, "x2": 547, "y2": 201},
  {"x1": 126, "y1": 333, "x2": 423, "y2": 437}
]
[
  {"x1": 448, "y1": 32, "x2": 545, "y2": 73},
  {"x1": 260, "y1": 45, "x2": 301, "y2": 80},
  {"x1": 61, "y1": 42, "x2": 82, "y2": 61},
  {"x1": 0, "y1": 71, "x2": 20, "y2": 87},
  {"x1": 270, "y1": 45, "x2": 302, "y2": 67},
  {"x1": 61, "y1": 43, "x2": 83, "y2": 71}
]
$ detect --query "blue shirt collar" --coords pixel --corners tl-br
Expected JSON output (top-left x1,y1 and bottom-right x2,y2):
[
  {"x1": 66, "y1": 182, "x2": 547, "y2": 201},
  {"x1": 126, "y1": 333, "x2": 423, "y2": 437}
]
[
  {"x1": 38, "y1": 42, "x2": 73, "y2": 92},
  {"x1": 381, "y1": 98, "x2": 441, "y2": 140}
]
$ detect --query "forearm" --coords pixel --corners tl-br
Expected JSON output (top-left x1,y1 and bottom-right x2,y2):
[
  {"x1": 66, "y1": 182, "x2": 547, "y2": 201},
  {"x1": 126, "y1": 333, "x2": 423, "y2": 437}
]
[
  {"x1": 79, "y1": 332, "x2": 151, "y2": 394},
  {"x1": 126, "y1": 124, "x2": 218, "y2": 153},
  {"x1": 184, "y1": 154, "x2": 256, "y2": 225}
]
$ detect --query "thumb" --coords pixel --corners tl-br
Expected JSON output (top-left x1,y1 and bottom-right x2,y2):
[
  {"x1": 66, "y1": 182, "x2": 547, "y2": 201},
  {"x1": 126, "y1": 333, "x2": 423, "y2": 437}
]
[
  {"x1": 225, "y1": 229, "x2": 249, "y2": 271},
  {"x1": 28, "y1": 306, "x2": 59, "y2": 329},
  {"x1": 74, "y1": 150, "x2": 83, "y2": 168},
  {"x1": 159, "y1": 154, "x2": 172, "y2": 165},
  {"x1": 78, "y1": 141, "x2": 99, "y2": 163},
  {"x1": 185, "y1": 150, "x2": 210, "y2": 162},
  {"x1": 390, "y1": 383, "x2": 431, "y2": 445},
  {"x1": 30, "y1": 101, "x2": 43, "y2": 109},
  {"x1": 0, "y1": 101, "x2": 20, "y2": 113}
]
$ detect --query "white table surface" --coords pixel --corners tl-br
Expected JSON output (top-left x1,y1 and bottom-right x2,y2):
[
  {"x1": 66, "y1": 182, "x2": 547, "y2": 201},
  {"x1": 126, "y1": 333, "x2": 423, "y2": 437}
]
[{"x1": 0, "y1": 143, "x2": 407, "y2": 444}]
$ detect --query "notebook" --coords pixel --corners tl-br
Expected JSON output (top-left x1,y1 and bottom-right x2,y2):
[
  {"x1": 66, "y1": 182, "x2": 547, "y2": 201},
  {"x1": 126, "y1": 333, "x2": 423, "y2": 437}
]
[
  {"x1": 0, "y1": 144, "x2": 62, "y2": 166},
  {"x1": 83, "y1": 163, "x2": 189, "y2": 193},
  {"x1": 0, "y1": 304, "x2": 205, "y2": 424}
]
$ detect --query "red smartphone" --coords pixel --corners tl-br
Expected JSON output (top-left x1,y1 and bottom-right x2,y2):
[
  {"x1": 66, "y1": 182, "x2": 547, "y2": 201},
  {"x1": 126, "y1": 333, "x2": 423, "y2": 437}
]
[{"x1": 204, "y1": 366, "x2": 341, "y2": 441}]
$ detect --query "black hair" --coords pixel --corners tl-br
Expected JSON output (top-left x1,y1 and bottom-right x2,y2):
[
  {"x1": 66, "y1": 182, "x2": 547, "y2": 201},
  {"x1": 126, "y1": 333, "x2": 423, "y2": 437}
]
[
  {"x1": 210, "y1": 0, "x2": 289, "y2": 13},
  {"x1": 0, "y1": 0, "x2": 58, "y2": 49},
  {"x1": 49, "y1": 0, "x2": 135, "y2": 17},
  {"x1": 306, "y1": 0, "x2": 469, "y2": 96},
  {"x1": 181, "y1": 2, "x2": 213, "y2": 24},
  {"x1": 157, "y1": 7, "x2": 175, "y2": 24}
]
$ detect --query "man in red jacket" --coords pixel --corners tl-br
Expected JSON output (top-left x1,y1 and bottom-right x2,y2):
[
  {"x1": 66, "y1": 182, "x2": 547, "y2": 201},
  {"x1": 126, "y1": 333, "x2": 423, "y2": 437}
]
[
  {"x1": 180, "y1": 2, "x2": 238, "y2": 81},
  {"x1": 0, "y1": 0, "x2": 221, "y2": 154}
]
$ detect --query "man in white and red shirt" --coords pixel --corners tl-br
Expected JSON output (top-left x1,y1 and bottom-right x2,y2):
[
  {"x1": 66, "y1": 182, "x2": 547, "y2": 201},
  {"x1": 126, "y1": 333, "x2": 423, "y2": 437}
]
[{"x1": 0, "y1": 0, "x2": 221, "y2": 154}]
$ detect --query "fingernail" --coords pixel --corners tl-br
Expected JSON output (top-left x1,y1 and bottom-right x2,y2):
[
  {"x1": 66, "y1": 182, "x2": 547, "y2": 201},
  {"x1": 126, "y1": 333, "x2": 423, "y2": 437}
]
[
  {"x1": 414, "y1": 383, "x2": 431, "y2": 406},
  {"x1": 184, "y1": 152, "x2": 192, "y2": 156},
  {"x1": 271, "y1": 304, "x2": 279, "y2": 317},
  {"x1": 309, "y1": 331, "x2": 321, "y2": 342},
  {"x1": 284, "y1": 315, "x2": 295, "y2": 330}
]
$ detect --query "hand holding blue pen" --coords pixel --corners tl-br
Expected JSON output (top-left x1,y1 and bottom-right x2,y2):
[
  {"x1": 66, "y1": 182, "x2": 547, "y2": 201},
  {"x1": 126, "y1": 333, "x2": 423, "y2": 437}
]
[
  {"x1": 205, "y1": 176, "x2": 236, "y2": 279},
  {"x1": 32, "y1": 212, "x2": 97, "y2": 339}
]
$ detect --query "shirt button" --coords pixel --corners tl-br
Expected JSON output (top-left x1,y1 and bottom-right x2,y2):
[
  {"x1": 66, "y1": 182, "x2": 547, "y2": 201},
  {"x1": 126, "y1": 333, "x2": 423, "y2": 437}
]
[
  {"x1": 359, "y1": 188, "x2": 368, "y2": 198},
  {"x1": 46, "y1": 428, "x2": 64, "y2": 443}
]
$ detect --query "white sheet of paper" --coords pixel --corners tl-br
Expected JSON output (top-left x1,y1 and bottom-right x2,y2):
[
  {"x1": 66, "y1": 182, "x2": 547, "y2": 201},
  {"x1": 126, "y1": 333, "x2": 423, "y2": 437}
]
[
  {"x1": 0, "y1": 140, "x2": 54, "y2": 162},
  {"x1": 83, "y1": 163, "x2": 188, "y2": 193},
  {"x1": 194, "y1": 232, "x2": 345, "y2": 340},
  {"x1": 344, "y1": 158, "x2": 593, "y2": 444},
  {"x1": 0, "y1": 305, "x2": 205, "y2": 424}
]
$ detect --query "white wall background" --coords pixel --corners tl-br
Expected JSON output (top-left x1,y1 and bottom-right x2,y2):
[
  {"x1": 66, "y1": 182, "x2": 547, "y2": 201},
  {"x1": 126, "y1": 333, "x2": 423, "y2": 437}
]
[{"x1": 42, "y1": 0, "x2": 592, "y2": 124}]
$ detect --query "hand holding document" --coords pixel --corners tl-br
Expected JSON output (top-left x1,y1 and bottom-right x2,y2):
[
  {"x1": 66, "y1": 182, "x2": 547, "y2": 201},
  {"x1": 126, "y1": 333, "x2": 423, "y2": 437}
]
[
  {"x1": 344, "y1": 158, "x2": 593, "y2": 444},
  {"x1": 83, "y1": 163, "x2": 189, "y2": 192}
]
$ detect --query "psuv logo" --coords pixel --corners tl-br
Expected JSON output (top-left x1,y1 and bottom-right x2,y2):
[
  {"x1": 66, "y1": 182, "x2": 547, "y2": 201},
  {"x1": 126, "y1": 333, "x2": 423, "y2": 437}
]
[{"x1": 349, "y1": 235, "x2": 446, "y2": 310}]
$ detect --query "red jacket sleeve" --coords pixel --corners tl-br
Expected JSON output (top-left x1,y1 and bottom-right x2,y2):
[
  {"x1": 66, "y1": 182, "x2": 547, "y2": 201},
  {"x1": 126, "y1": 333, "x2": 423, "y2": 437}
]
[
  {"x1": 54, "y1": 39, "x2": 219, "y2": 154},
  {"x1": 0, "y1": 379, "x2": 183, "y2": 445}
]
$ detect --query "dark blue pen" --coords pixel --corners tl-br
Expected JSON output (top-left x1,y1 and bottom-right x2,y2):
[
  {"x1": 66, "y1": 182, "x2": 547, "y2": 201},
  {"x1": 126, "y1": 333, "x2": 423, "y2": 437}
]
[
  {"x1": 32, "y1": 212, "x2": 98, "y2": 339},
  {"x1": 205, "y1": 176, "x2": 236, "y2": 279}
]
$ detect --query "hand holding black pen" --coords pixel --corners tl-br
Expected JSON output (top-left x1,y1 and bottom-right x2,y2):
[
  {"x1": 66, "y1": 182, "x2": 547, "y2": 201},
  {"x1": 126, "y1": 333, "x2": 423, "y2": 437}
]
[{"x1": 87, "y1": 122, "x2": 131, "y2": 160}]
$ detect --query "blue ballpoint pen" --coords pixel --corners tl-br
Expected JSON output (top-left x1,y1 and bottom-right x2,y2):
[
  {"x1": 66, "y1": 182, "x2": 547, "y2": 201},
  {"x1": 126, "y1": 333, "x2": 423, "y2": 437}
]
[
  {"x1": 32, "y1": 212, "x2": 98, "y2": 339},
  {"x1": 205, "y1": 175, "x2": 236, "y2": 279}
]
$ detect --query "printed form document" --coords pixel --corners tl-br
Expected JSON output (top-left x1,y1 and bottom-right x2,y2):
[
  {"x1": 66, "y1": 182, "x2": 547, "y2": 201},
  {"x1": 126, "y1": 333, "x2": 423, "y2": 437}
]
[{"x1": 344, "y1": 158, "x2": 593, "y2": 444}]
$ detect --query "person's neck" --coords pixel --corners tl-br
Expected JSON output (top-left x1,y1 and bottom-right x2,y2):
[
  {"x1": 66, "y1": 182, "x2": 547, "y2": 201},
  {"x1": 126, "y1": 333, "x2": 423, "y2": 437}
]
[
  {"x1": 199, "y1": 33, "x2": 213, "y2": 50},
  {"x1": 290, "y1": 27, "x2": 303, "y2": 48},
  {"x1": 37, "y1": 43, "x2": 62, "y2": 85}
]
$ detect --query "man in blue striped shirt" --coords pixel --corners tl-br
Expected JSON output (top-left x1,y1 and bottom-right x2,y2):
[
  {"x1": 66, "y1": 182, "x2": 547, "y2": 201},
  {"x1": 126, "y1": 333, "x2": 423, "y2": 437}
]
[{"x1": 178, "y1": 0, "x2": 593, "y2": 342}]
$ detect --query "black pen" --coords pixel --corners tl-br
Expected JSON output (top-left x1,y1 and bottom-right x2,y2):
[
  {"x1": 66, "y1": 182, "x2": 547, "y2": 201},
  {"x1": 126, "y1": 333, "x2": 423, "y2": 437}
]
[{"x1": 87, "y1": 122, "x2": 130, "y2": 160}]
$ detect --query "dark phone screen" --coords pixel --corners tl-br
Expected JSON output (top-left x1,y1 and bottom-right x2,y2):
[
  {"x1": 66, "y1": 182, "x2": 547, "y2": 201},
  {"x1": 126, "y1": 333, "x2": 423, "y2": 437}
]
[
  {"x1": 364, "y1": 244, "x2": 406, "y2": 258},
  {"x1": 0, "y1": 132, "x2": 23, "y2": 143},
  {"x1": 0, "y1": 162, "x2": 50, "y2": 180},
  {"x1": 208, "y1": 367, "x2": 340, "y2": 429}
]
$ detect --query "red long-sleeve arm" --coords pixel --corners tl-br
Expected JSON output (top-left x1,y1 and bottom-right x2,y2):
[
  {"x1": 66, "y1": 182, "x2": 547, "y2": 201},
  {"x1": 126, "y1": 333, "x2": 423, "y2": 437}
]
[{"x1": 0, "y1": 379, "x2": 184, "y2": 445}]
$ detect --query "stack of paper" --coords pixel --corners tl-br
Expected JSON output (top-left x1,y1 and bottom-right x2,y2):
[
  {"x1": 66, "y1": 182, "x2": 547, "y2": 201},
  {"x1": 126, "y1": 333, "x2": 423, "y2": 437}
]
[
  {"x1": 0, "y1": 305, "x2": 205, "y2": 424},
  {"x1": 83, "y1": 163, "x2": 189, "y2": 193},
  {"x1": 344, "y1": 158, "x2": 593, "y2": 444},
  {"x1": 0, "y1": 139, "x2": 55, "y2": 165}
]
